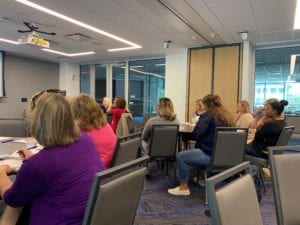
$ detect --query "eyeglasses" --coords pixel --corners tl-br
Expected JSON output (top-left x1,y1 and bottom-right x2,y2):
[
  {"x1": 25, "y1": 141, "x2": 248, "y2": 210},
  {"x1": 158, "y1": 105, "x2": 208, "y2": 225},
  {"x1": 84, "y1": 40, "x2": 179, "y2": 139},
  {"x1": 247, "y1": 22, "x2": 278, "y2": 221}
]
[{"x1": 31, "y1": 89, "x2": 62, "y2": 110}]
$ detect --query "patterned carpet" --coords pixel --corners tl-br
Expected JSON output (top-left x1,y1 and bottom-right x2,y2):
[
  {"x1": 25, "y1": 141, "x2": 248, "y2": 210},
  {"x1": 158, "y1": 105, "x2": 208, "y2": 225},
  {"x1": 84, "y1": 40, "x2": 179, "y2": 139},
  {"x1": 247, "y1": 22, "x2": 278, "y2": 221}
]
[{"x1": 134, "y1": 165, "x2": 276, "y2": 225}]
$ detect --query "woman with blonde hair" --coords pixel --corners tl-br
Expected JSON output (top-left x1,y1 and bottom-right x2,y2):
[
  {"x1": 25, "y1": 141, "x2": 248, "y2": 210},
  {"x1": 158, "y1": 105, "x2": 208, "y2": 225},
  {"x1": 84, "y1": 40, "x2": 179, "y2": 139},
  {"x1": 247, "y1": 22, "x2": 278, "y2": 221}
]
[
  {"x1": 0, "y1": 93, "x2": 105, "y2": 225},
  {"x1": 235, "y1": 100, "x2": 254, "y2": 128},
  {"x1": 141, "y1": 97, "x2": 179, "y2": 154},
  {"x1": 168, "y1": 94, "x2": 234, "y2": 196},
  {"x1": 70, "y1": 93, "x2": 117, "y2": 167}
]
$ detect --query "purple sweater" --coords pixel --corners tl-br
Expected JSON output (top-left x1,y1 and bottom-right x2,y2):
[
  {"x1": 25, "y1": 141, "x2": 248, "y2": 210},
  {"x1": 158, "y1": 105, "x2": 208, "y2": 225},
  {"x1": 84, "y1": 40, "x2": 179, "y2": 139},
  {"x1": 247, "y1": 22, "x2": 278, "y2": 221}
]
[{"x1": 4, "y1": 133, "x2": 105, "y2": 225}]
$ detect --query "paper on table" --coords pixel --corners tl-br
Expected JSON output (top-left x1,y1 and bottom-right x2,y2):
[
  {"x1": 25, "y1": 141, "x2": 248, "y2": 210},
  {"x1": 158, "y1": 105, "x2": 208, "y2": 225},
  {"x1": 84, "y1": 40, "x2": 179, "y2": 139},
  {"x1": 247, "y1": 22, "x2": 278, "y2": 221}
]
[
  {"x1": 0, "y1": 158, "x2": 22, "y2": 170},
  {"x1": 0, "y1": 137, "x2": 13, "y2": 142},
  {"x1": 13, "y1": 137, "x2": 36, "y2": 144}
]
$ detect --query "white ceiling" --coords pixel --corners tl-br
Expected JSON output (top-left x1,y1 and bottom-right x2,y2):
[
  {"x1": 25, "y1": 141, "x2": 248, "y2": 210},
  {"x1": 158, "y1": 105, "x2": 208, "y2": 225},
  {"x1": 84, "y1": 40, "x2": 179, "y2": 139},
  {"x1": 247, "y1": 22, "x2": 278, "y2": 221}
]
[{"x1": 0, "y1": 0, "x2": 298, "y2": 63}]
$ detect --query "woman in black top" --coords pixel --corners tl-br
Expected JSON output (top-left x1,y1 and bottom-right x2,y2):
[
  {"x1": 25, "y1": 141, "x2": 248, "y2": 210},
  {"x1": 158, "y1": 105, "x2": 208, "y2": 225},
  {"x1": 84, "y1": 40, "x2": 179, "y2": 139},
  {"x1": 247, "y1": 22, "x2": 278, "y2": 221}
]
[{"x1": 245, "y1": 99, "x2": 289, "y2": 159}]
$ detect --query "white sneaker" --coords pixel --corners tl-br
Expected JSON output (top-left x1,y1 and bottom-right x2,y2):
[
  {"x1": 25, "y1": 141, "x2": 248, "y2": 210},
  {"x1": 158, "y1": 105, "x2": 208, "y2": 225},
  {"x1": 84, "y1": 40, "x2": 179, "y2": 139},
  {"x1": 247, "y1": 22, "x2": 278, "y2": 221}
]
[{"x1": 168, "y1": 186, "x2": 191, "y2": 196}]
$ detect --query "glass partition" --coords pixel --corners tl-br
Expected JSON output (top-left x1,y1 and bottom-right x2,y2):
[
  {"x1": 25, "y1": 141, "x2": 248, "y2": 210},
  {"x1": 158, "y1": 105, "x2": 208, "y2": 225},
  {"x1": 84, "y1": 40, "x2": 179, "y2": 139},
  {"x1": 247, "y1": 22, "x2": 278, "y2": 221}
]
[
  {"x1": 112, "y1": 62, "x2": 125, "y2": 99},
  {"x1": 254, "y1": 47, "x2": 300, "y2": 115},
  {"x1": 95, "y1": 64, "x2": 107, "y2": 103},
  {"x1": 129, "y1": 58, "x2": 165, "y2": 124}
]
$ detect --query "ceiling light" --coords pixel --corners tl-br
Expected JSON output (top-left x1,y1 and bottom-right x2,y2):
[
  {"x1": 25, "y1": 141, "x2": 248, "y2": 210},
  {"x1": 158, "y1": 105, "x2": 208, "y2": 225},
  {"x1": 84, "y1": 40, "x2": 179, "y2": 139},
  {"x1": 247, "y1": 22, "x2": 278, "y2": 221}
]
[
  {"x1": 16, "y1": 0, "x2": 142, "y2": 51},
  {"x1": 42, "y1": 48, "x2": 95, "y2": 57},
  {"x1": 290, "y1": 54, "x2": 298, "y2": 75},
  {"x1": 0, "y1": 37, "x2": 19, "y2": 45},
  {"x1": 294, "y1": 0, "x2": 300, "y2": 29}
]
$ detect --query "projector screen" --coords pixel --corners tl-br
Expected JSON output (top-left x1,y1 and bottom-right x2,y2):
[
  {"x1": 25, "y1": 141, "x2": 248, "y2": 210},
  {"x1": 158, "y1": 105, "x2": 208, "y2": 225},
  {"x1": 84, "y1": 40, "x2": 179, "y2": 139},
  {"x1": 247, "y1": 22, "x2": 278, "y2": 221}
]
[{"x1": 0, "y1": 51, "x2": 4, "y2": 97}]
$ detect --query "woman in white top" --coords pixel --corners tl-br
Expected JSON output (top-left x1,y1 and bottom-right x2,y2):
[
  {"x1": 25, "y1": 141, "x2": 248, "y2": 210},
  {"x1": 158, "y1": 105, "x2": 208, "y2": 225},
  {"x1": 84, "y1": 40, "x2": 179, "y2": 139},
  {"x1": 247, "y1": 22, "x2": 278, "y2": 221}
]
[{"x1": 235, "y1": 100, "x2": 254, "y2": 128}]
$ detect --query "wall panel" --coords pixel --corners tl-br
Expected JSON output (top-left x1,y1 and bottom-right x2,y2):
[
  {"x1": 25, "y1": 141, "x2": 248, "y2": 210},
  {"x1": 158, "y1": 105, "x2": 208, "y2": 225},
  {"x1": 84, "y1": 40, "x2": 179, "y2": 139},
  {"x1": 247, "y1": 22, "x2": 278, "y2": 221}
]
[
  {"x1": 188, "y1": 48, "x2": 213, "y2": 122},
  {"x1": 214, "y1": 46, "x2": 240, "y2": 116}
]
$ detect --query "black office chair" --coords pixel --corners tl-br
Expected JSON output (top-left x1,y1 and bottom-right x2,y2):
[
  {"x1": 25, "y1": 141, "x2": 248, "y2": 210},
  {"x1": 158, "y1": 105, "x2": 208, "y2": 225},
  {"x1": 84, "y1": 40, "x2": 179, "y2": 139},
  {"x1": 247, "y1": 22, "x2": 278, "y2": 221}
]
[
  {"x1": 245, "y1": 126, "x2": 295, "y2": 193},
  {"x1": 110, "y1": 132, "x2": 141, "y2": 168},
  {"x1": 197, "y1": 127, "x2": 248, "y2": 180},
  {"x1": 197, "y1": 127, "x2": 248, "y2": 203},
  {"x1": 206, "y1": 161, "x2": 263, "y2": 225},
  {"x1": 268, "y1": 145, "x2": 300, "y2": 225},
  {"x1": 82, "y1": 156, "x2": 149, "y2": 225},
  {"x1": 148, "y1": 124, "x2": 179, "y2": 176}
]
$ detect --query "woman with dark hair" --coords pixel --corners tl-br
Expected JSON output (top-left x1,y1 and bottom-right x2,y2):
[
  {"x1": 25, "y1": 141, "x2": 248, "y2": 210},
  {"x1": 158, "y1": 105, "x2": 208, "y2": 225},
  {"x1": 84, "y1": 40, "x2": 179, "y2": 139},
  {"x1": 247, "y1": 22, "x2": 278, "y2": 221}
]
[
  {"x1": 245, "y1": 99, "x2": 289, "y2": 159},
  {"x1": 168, "y1": 94, "x2": 234, "y2": 196},
  {"x1": 107, "y1": 96, "x2": 127, "y2": 133},
  {"x1": 141, "y1": 97, "x2": 179, "y2": 154}
]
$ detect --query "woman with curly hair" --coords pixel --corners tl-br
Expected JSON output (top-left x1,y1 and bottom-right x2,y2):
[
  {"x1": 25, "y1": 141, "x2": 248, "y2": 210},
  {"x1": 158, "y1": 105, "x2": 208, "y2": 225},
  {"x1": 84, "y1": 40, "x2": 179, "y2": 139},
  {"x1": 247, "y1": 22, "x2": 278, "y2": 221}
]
[
  {"x1": 168, "y1": 94, "x2": 234, "y2": 196},
  {"x1": 141, "y1": 97, "x2": 179, "y2": 154}
]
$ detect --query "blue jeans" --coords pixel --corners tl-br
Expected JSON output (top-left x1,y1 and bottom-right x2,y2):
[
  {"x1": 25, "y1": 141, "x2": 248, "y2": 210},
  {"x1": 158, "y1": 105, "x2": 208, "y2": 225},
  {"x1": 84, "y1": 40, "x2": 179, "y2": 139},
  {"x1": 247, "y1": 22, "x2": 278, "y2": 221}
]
[{"x1": 176, "y1": 149, "x2": 211, "y2": 182}]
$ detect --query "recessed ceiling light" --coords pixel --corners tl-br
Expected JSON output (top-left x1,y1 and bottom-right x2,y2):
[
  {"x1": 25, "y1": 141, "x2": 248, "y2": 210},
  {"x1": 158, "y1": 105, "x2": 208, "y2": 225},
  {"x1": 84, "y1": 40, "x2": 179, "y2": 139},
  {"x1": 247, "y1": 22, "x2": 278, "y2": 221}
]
[
  {"x1": 0, "y1": 37, "x2": 19, "y2": 45},
  {"x1": 294, "y1": 0, "x2": 300, "y2": 29},
  {"x1": 41, "y1": 48, "x2": 95, "y2": 57},
  {"x1": 15, "y1": 0, "x2": 142, "y2": 52}
]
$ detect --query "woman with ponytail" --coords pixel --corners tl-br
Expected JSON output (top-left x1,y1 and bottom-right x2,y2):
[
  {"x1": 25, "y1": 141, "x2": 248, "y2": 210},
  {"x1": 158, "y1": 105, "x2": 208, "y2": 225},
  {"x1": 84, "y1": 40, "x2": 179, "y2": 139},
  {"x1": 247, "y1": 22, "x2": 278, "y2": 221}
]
[{"x1": 245, "y1": 99, "x2": 289, "y2": 159}]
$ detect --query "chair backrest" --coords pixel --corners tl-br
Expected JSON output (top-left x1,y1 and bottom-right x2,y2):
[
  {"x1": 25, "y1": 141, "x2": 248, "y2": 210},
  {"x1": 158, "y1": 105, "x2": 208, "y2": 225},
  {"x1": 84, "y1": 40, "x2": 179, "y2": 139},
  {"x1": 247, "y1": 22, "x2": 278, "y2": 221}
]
[
  {"x1": 275, "y1": 126, "x2": 295, "y2": 146},
  {"x1": 110, "y1": 132, "x2": 141, "y2": 167},
  {"x1": 116, "y1": 113, "x2": 135, "y2": 138},
  {"x1": 0, "y1": 119, "x2": 28, "y2": 137},
  {"x1": 82, "y1": 156, "x2": 149, "y2": 225},
  {"x1": 148, "y1": 124, "x2": 179, "y2": 158},
  {"x1": 268, "y1": 145, "x2": 300, "y2": 225},
  {"x1": 206, "y1": 161, "x2": 263, "y2": 225},
  {"x1": 210, "y1": 127, "x2": 248, "y2": 169}
]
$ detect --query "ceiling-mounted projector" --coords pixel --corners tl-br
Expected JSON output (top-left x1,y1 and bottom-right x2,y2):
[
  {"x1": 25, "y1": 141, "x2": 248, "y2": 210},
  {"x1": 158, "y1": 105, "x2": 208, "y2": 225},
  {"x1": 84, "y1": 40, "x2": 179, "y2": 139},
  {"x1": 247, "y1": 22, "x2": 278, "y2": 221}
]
[{"x1": 18, "y1": 32, "x2": 50, "y2": 48}]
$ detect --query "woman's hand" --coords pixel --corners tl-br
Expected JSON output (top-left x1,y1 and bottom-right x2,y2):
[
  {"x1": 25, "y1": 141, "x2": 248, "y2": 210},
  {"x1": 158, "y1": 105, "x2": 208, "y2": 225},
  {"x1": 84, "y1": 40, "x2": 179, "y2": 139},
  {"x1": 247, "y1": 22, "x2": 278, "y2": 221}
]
[
  {"x1": 17, "y1": 148, "x2": 33, "y2": 160},
  {"x1": 0, "y1": 165, "x2": 15, "y2": 175}
]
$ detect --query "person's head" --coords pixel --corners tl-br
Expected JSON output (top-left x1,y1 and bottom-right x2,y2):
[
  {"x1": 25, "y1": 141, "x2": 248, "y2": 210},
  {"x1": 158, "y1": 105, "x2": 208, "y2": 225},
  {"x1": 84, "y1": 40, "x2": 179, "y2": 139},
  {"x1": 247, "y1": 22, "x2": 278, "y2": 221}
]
[
  {"x1": 27, "y1": 93, "x2": 80, "y2": 147},
  {"x1": 194, "y1": 99, "x2": 203, "y2": 112},
  {"x1": 156, "y1": 97, "x2": 177, "y2": 121},
  {"x1": 202, "y1": 94, "x2": 234, "y2": 126},
  {"x1": 102, "y1": 97, "x2": 111, "y2": 108},
  {"x1": 25, "y1": 89, "x2": 63, "y2": 131},
  {"x1": 69, "y1": 94, "x2": 107, "y2": 131},
  {"x1": 265, "y1": 98, "x2": 289, "y2": 117},
  {"x1": 113, "y1": 96, "x2": 126, "y2": 109},
  {"x1": 237, "y1": 100, "x2": 251, "y2": 113}
]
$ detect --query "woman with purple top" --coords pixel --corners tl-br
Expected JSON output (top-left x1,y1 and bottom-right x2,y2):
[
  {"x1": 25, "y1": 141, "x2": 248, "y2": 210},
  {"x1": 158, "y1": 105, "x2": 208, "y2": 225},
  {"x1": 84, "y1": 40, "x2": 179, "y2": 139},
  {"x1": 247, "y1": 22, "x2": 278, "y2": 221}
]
[{"x1": 0, "y1": 93, "x2": 105, "y2": 225}]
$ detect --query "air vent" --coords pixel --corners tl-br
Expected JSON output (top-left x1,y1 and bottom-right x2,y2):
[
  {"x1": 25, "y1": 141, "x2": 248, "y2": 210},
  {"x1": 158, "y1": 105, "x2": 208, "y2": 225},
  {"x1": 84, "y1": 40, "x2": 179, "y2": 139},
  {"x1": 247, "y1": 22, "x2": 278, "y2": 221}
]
[{"x1": 65, "y1": 33, "x2": 92, "y2": 42}]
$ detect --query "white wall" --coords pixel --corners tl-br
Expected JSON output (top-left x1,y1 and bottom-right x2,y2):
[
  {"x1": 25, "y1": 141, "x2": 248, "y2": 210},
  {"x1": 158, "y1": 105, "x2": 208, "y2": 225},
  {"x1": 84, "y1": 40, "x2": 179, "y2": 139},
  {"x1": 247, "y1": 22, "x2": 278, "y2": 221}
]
[
  {"x1": 59, "y1": 62, "x2": 80, "y2": 96},
  {"x1": 165, "y1": 49, "x2": 188, "y2": 122},
  {"x1": 241, "y1": 41, "x2": 255, "y2": 108}
]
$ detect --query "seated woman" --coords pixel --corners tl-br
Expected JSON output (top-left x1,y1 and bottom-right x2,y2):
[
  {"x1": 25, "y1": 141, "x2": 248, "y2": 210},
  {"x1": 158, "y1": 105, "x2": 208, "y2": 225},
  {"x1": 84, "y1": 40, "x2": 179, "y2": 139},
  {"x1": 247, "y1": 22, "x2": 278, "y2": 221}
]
[
  {"x1": 191, "y1": 99, "x2": 205, "y2": 123},
  {"x1": 168, "y1": 94, "x2": 234, "y2": 196},
  {"x1": 141, "y1": 97, "x2": 179, "y2": 154},
  {"x1": 0, "y1": 93, "x2": 105, "y2": 225},
  {"x1": 249, "y1": 98, "x2": 279, "y2": 129},
  {"x1": 107, "y1": 96, "x2": 127, "y2": 133},
  {"x1": 245, "y1": 99, "x2": 289, "y2": 159},
  {"x1": 235, "y1": 100, "x2": 254, "y2": 128},
  {"x1": 70, "y1": 94, "x2": 117, "y2": 168}
]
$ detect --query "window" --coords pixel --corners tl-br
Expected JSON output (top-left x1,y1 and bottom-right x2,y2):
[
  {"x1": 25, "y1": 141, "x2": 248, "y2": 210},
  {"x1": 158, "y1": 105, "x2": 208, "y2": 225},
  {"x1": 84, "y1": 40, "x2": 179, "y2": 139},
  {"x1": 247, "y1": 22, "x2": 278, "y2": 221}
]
[
  {"x1": 95, "y1": 65, "x2": 107, "y2": 103},
  {"x1": 80, "y1": 64, "x2": 90, "y2": 94},
  {"x1": 112, "y1": 62, "x2": 125, "y2": 99},
  {"x1": 129, "y1": 58, "x2": 165, "y2": 124},
  {"x1": 254, "y1": 47, "x2": 300, "y2": 115}
]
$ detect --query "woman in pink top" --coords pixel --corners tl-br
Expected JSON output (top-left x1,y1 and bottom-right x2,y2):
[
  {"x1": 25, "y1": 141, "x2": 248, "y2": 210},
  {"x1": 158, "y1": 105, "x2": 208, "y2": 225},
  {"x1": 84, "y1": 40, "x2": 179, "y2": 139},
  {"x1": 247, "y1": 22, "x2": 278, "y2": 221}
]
[
  {"x1": 107, "y1": 96, "x2": 127, "y2": 133},
  {"x1": 70, "y1": 94, "x2": 117, "y2": 168}
]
